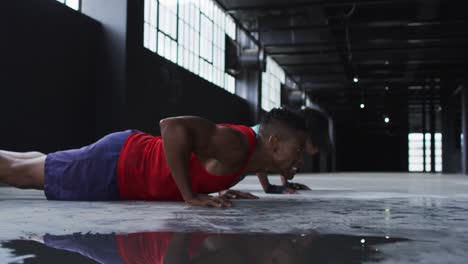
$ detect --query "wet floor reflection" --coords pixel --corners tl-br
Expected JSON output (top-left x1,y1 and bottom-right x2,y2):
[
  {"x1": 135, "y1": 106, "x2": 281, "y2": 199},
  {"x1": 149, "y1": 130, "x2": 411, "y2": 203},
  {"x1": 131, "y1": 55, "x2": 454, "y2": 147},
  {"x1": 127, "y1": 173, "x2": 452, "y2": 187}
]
[{"x1": 1, "y1": 231, "x2": 408, "y2": 264}]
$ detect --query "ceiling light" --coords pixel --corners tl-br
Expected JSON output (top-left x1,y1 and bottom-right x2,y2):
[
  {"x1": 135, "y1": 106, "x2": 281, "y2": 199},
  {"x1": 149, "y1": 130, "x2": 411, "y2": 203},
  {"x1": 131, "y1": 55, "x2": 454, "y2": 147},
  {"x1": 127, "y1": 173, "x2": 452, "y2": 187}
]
[
  {"x1": 353, "y1": 77, "x2": 359, "y2": 83},
  {"x1": 384, "y1": 117, "x2": 390, "y2": 123},
  {"x1": 360, "y1": 103, "x2": 365, "y2": 109}
]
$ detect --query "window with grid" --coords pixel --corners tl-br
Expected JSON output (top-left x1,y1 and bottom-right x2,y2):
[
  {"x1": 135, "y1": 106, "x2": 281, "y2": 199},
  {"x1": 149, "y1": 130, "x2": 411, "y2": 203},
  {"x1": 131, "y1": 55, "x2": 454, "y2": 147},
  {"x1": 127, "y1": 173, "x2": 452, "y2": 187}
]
[
  {"x1": 143, "y1": 0, "x2": 237, "y2": 93},
  {"x1": 178, "y1": 0, "x2": 200, "y2": 74},
  {"x1": 56, "y1": 0, "x2": 80, "y2": 11},
  {"x1": 261, "y1": 56, "x2": 285, "y2": 111},
  {"x1": 408, "y1": 133, "x2": 442, "y2": 172},
  {"x1": 158, "y1": 0, "x2": 178, "y2": 63},
  {"x1": 224, "y1": 14, "x2": 236, "y2": 94}
]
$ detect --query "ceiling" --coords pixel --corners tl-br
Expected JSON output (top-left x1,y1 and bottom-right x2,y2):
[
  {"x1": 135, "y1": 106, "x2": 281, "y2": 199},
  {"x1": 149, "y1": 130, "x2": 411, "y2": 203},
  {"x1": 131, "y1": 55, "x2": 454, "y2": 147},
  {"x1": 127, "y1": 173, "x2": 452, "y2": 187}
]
[{"x1": 217, "y1": 0, "x2": 468, "y2": 133}]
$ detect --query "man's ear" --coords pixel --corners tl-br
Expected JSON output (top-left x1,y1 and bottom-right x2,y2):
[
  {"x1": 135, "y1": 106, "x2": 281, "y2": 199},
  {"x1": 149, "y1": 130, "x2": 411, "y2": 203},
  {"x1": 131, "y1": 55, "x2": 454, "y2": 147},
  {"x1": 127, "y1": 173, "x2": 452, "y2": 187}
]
[
  {"x1": 267, "y1": 135, "x2": 280, "y2": 152},
  {"x1": 267, "y1": 135, "x2": 276, "y2": 144}
]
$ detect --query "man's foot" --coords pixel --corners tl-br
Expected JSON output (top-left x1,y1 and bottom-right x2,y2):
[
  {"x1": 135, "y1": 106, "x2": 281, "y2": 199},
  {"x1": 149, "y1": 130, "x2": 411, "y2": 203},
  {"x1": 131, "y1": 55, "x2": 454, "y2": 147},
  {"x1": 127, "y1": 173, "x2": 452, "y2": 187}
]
[
  {"x1": 0, "y1": 150, "x2": 45, "y2": 160},
  {"x1": 20, "y1": 233, "x2": 44, "y2": 244},
  {"x1": 0, "y1": 153, "x2": 14, "y2": 182},
  {"x1": 0, "y1": 153, "x2": 45, "y2": 189}
]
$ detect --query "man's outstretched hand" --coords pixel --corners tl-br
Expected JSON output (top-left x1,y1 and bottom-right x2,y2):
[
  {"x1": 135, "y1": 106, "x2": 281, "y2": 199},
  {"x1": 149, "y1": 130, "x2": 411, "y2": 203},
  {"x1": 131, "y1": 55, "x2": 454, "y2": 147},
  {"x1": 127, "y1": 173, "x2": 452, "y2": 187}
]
[
  {"x1": 286, "y1": 182, "x2": 311, "y2": 190},
  {"x1": 266, "y1": 182, "x2": 311, "y2": 194},
  {"x1": 266, "y1": 184, "x2": 297, "y2": 194},
  {"x1": 219, "y1": 189, "x2": 259, "y2": 200}
]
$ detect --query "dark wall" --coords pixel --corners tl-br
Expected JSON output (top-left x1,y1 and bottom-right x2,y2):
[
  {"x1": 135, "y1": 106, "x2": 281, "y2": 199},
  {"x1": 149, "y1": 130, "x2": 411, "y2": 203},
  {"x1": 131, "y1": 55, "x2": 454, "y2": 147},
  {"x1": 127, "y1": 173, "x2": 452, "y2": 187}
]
[
  {"x1": 0, "y1": 0, "x2": 101, "y2": 153},
  {"x1": 126, "y1": 50, "x2": 254, "y2": 134},
  {"x1": 335, "y1": 130, "x2": 408, "y2": 171},
  {"x1": 333, "y1": 90, "x2": 409, "y2": 172},
  {"x1": 125, "y1": 0, "x2": 254, "y2": 135}
]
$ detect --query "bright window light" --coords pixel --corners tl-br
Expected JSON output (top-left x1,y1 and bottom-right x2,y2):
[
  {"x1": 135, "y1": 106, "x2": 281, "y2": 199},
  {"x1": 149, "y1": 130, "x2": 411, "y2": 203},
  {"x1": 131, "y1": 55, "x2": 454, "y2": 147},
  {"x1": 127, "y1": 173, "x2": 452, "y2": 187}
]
[
  {"x1": 225, "y1": 73, "x2": 235, "y2": 94},
  {"x1": 261, "y1": 56, "x2": 285, "y2": 111},
  {"x1": 144, "y1": 0, "x2": 236, "y2": 92},
  {"x1": 408, "y1": 133, "x2": 442, "y2": 172},
  {"x1": 56, "y1": 0, "x2": 80, "y2": 11},
  {"x1": 225, "y1": 15, "x2": 236, "y2": 40}
]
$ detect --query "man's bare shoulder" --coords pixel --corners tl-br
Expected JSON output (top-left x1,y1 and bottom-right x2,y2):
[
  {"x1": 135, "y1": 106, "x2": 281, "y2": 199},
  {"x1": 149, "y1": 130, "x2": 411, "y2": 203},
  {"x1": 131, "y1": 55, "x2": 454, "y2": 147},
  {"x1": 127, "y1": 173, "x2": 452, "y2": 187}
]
[{"x1": 211, "y1": 126, "x2": 250, "y2": 166}]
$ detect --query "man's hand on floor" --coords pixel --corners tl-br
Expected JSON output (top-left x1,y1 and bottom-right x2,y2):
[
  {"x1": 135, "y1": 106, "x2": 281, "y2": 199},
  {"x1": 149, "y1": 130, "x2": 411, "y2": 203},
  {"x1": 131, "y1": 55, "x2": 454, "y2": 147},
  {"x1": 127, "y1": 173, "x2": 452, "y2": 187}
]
[
  {"x1": 286, "y1": 182, "x2": 311, "y2": 190},
  {"x1": 185, "y1": 193, "x2": 232, "y2": 208},
  {"x1": 219, "y1": 189, "x2": 259, "y2": 199},
  {"x1": 266, "y1": 184, "x2": 297, "y2": 194}
]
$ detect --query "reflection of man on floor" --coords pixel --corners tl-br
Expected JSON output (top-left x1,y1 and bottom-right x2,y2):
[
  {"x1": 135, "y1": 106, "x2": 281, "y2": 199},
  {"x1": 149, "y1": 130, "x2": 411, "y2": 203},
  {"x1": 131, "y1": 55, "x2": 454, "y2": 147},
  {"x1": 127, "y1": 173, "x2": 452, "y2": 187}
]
[
  {"x1": 20, "y1": 231, "x2": 408, "y2": 264},
  {"x1": 25, "y1": 231, "x2": 318, "y2": 264}
]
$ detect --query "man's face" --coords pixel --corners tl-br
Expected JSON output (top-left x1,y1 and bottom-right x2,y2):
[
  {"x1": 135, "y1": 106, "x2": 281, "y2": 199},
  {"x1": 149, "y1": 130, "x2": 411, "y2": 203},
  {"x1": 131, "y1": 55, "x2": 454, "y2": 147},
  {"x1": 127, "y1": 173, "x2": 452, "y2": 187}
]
[{"x1": 268, "y1": 130, "x2": 307, "y2": 178}]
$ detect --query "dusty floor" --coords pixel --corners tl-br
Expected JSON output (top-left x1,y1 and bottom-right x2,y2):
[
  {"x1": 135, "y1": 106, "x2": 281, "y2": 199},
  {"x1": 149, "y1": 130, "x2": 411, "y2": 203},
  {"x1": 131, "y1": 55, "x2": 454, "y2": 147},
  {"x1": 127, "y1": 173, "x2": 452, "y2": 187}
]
[{"x1": 1, "y1": 173, "x2": 468, "y2": 263}]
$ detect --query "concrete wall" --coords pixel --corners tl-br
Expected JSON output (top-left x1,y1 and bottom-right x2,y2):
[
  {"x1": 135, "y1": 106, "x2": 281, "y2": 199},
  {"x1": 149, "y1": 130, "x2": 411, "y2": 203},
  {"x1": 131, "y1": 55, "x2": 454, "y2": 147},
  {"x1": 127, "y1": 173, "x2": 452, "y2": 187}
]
[{"x1": 0, "y1": 0, "x2": 100, "y2": 152}]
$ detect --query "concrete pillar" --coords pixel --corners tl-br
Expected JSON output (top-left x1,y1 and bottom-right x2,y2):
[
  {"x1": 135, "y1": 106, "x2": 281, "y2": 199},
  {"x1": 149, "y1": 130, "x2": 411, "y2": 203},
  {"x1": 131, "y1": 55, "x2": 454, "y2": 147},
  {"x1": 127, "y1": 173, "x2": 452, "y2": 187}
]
[
  {"x1": 461, "y1": 86, "x2": 468, "y2": 174},
  {"x1": 430, "y1": 85, "x2": 436, "y2": 172},
  {"x1": 319, "y1": 153, "x2": 328, "y2": 172},
  {"x1": 328, "y1": 117, "x2": 336, "y2": 172},
  {"x1": 441, "y1": 84, "x2": 458, "y2": 173},
  {"x1": 236, "y1": 70, "x2": 261, "y2": 124},
  {"x1": 422, "y1": 87, "x2": 427, "y2": 172},
  {"x1": 236, "y1": 29, "x2": 261, "y2": 124},
  {"x1": 81, "y1": 0, "x2": 129, "y2": 135}
]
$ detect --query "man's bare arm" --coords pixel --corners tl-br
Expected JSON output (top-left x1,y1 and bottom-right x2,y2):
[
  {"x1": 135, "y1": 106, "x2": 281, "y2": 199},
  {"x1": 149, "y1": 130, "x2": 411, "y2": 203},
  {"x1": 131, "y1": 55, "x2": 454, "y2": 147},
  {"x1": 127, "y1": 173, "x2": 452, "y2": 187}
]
[
  {"x1": 258, "y1": 172, "x2": 296, "y2": 194},
  {"x1": 257, "y1": 172, "x2": 271, "y2": 192},
  {"x1": 160, "y1": 116, "x2": 245, "y2": 207}
]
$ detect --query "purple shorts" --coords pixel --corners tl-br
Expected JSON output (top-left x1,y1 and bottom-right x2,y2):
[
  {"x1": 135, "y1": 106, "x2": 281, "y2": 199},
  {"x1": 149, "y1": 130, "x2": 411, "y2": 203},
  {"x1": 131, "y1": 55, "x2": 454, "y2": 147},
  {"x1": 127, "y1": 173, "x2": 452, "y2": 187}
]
[{"x1": 44, "y1": 130, "x2": 135, "y2": 201}]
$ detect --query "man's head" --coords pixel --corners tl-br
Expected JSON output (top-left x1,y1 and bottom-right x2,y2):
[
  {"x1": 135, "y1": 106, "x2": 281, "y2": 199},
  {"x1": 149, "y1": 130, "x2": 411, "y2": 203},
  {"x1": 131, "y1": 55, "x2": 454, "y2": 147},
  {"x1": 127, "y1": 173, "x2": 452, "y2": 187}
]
[
  {"x1": 301, "y1": 108, "x2": 333, "y2": 156},
  {"x1": 258, "y1": 108, "x2": 307, "y2": 177}
]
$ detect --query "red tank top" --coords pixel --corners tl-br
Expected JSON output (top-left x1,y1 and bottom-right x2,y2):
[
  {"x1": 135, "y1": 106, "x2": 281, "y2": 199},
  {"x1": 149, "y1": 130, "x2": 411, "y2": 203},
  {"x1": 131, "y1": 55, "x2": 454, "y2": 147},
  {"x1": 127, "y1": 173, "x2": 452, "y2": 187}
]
[{"x1": 117, "y1": 124, "x2": 256, "y2": 201}]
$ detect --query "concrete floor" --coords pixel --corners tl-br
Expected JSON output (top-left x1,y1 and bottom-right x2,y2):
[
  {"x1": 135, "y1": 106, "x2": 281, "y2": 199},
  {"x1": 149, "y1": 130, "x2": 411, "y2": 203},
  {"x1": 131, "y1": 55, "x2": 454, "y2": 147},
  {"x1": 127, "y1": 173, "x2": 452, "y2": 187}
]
[{"x1": 1, "y1": 173, "x2": 468, "y2": 263}]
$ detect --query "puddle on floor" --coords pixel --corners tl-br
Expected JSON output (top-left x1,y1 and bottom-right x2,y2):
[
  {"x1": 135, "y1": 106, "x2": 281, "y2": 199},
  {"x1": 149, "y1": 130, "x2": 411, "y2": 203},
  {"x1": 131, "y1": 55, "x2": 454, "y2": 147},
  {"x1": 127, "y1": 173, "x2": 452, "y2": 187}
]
[{"x1": 1, "y1": 231, "x2": 408, "y2": 264}]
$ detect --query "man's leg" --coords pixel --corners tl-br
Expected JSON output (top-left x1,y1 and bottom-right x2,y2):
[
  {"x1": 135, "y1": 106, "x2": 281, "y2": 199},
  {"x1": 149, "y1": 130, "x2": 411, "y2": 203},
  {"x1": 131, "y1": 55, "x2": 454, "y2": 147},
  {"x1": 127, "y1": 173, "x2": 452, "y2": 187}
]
[
  {"x1": 0, "y1": 150, "x2": 45, "y2": 159},
  {"x1": 0, "y1": 152, "x2": 45, "y2": 190}
]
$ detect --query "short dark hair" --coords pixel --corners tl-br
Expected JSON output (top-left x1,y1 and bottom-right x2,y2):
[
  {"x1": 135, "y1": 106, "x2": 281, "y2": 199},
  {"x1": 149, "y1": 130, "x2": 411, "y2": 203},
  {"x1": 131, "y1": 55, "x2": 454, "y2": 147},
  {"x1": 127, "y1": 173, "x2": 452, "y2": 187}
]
[
  {"x1": 259, "y1": 108, "x2": 307, "y2": 136},
  {"x1": 301, "y1": 108, "x2": 333, "y2": 153}
]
